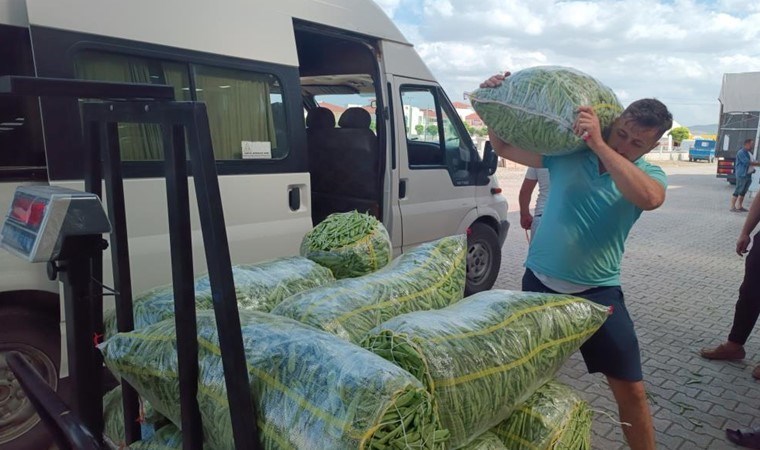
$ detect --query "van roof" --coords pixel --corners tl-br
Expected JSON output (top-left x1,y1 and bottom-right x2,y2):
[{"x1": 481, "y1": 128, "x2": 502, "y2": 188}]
[{"x1": 9, "y1": 0, "x2": 411, "y2": 67}]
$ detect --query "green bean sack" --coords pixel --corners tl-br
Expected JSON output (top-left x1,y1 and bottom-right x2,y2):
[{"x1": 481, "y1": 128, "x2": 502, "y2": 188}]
[
  {"x1": 469, "y1": 66, "x2": 623, "y2": 155},
  {"x1": 362, "y1": 290, "x2": 609, "y2": 448},
  {"x1": 100, "y1": 310, "x2": 449, "y2": 449}
]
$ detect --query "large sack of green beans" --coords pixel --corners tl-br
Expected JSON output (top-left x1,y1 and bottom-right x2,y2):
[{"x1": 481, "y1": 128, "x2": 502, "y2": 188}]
[
  {"x1": 469, "y1": 66, "x2": 623, "y2": 155},
  {"x1": 103, "y1": 257, "x2": 334, "y2": 336},
  {"x1": 102, "y1": 386, "x2": 168, "y2": 446},
  {"x1": 300, "y1": 210, "x2": 391, "y2": 279},
  {"x1": 461, "y1": 432, "x2": 508, "y2": 450},
  {"x1": 361, "y1": 290, "x2": 609, "y2": 448},
  {"x1": 490, "y1": 381, "x2": 592, "y2": 450},
  {"x1": 99, "y1": 310, "x2": 449, "y2": 449},
  {"x1": 273, "y1": 234, "x2": 466, "y2": 342}
]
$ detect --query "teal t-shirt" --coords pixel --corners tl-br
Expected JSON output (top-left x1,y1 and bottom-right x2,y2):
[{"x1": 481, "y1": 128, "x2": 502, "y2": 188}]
[{"x1": 525, "y1": 149, "x2": 667, "y2": 286}]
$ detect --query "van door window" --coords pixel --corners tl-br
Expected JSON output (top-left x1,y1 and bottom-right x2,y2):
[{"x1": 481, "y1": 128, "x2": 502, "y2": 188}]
[{"x1": 400, "y1": 86, "x2": 476, "y2": 185}]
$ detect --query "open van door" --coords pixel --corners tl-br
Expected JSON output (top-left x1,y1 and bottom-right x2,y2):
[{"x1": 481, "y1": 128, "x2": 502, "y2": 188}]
[{"x1": 390, "y1": 76, "x2": 479, "y2": 251}]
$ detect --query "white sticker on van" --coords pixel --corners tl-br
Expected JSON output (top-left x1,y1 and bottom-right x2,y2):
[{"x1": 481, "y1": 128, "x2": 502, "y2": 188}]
[{"x1": 242, "y1": 141, "x2": 272, "y2": 159}]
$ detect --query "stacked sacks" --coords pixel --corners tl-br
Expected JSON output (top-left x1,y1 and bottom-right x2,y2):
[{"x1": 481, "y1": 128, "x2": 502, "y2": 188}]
[
  {"x1": 361, "y1": 289, "x2": 608, "y2": 448},
  {"x1": 301, "y1": 210, "x2": 392, "y2": 279},
  {"x1": 99, "y1": 310, "x2": 449, "y2": 449},
  {"x1": 102, "y1": 386, "x2": 168, "y2": 447},
  {"x1": 488, "y1": 381, "x2": 592, "y2": 450},
  {"x1": 469, "y1": 66, "x2": 623, "y2": 155},
  {"x1": 273, "y1": 235, "x2": 467, "y2": 342},
  {"x1": 103, "y1": 257, "x2": 334, "y2": 336}
]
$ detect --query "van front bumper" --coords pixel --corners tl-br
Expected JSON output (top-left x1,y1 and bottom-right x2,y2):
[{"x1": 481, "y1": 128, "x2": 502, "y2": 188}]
[{"x1": 498, "y1": 219, "x2": 510, "y2": 246}]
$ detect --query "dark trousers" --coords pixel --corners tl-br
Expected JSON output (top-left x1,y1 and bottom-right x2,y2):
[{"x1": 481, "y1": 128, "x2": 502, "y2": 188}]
[{"x1": 729, "y1": 232, "x2": 760, "y2": 345}]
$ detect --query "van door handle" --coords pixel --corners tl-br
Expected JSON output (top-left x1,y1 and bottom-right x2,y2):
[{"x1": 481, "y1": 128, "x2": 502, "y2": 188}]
[
  {"x1": 399, "y1": 179, "x2": 407, "y2": 199},
  {"x1": 288, "y1": 187, "x2": 301, "y2": 211}
]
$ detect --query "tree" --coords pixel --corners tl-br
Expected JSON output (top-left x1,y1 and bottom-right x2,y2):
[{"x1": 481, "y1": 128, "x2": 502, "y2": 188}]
[
  {"x1": 669, "y1": 127, "x2": 691, "y2": 146},
  {"x1": 465, "y1": 123, "x2": 475, "y2": 136},
  {"x1": 474, "y1": 127, "x2": 489, "y2": 137},
  {"x1": 415, "y1": 124, "x2": 424, "y2": 136},
  {"x1": 426, "y1": 124, "x2": 438, "y2": 136}
]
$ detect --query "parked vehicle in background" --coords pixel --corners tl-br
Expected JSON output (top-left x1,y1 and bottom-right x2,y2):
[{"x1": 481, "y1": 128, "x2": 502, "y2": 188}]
[
  {"x1": 0, "y1": 0, "x2": 509, "y2": 447},
  {"x1": 716, "y1": 72, "x2": 760, "y2": 184},
  {"x1": 689, "y1": 139, "x2": 716, "y2": 162}
]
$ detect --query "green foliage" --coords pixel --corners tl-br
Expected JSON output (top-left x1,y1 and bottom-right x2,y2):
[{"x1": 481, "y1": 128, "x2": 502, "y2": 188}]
[
  {"x1": 415, "y1": 124, "x2": 425, "y2": 135},
  {"x1": 669, "y1": 126, "x2": 690, "y2": 145},
  {"x1": 475, "y1": 127, "x2": 489, "y2": 137},
  {"x1": 426, "y1": 124, "x2": 439, "y2": 136}
]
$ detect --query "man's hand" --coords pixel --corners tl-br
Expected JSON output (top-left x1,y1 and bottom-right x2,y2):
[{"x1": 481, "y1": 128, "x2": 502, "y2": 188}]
[
  {"x1": 737, "y1": 232, "x2": 752, "y2": 256},
  {"x1": 520, "y1": 212, "x2": 533, "y2": 230},
  {"x1": 480, "y1": 71, "x2": 511, "y2": 89},
  {"x1": 573, "y1": 106, "x2": 604, "y2": 151}
]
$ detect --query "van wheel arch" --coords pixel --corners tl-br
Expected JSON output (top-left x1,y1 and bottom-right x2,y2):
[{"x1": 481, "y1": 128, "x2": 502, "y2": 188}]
[
  {"x1": 465, "y1": 220, "x2": 502, "y2": 296},
  {"x1": 0, "y1": 290, "x2": 61, "y2": 449}
]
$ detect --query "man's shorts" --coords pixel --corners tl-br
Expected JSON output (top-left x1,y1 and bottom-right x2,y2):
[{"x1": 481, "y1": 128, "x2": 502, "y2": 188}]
[
  {"x1": 734, "y1": 175, "x2": 752, "y2": 197},
  {"x1": 522, "y1": 269, "x2": 643, "y2": 382}
]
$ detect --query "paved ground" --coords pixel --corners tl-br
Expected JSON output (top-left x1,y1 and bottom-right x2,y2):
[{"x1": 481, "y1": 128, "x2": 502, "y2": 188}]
[{"x1": 492, "y1": 161, "x2": 757, "y2": 449}]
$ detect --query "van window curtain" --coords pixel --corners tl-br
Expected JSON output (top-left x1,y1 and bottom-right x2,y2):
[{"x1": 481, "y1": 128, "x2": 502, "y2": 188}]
[
  {"x1": 75, "y1": 53, "x2": 191, "y2": 161},
  {"x1": 194, "y1": 66, "x2": 276, "y2": 160}
]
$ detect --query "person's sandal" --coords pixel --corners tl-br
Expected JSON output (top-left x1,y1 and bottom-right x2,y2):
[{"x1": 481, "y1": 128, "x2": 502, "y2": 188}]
[
  {"x1": 700, "y1": 343, "x2": 746, "y2": 360},
  {"x1": 738, "y1": 207, "x2": 749, "y2": 212},
  {"x1": 726, "y1": 428, "x2": 760, "y2": 449}
]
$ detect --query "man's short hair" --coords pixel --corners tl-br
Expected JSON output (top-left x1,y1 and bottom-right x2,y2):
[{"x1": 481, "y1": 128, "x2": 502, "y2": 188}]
[
  {"x1": 621, "y1": 99, "x2": 673, "y2": 138},
  {"x1": 744, "y1": 139, "x2": 754, "y2": 146}
]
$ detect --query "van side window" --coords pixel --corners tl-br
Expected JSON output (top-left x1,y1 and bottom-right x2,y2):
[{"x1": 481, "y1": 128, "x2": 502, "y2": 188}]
[
  {"x1": 193, "y1": 65, "x2": 287, "y2": 160},
  {"x1": 74, "y1": 52, "x2": 288, "y2": 161},
  {"x1": 75, "y1": 51, "x2": 192, "y2": 161},
  {"x1": 400, "y1": 85, "x2": 476, "y2": 185}
]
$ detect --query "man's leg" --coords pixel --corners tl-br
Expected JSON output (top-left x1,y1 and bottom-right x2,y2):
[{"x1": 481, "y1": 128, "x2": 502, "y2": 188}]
[
  {"x1": 732, "y1": 194, "x2": 738, "y2": 210},
  {"x1": 607, "y1": 376, "x2": 656, "y2": 450},
  {"x1": 737, "y1": 194, "x2": 746, "y2": 210}
]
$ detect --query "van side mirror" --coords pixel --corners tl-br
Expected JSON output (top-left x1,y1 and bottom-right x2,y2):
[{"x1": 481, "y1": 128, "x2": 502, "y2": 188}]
[{"x1": 482, "y1": 141, "x2": 498, "y2": 176}]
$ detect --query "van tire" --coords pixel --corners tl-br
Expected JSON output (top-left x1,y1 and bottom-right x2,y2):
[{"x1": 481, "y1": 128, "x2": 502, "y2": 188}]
[
  {"x1": 0, "y1": 308, "x2": 61, "y2": 450},
  {"x1": 465, "y1": 223, "x2": 501, "y2": 296}
]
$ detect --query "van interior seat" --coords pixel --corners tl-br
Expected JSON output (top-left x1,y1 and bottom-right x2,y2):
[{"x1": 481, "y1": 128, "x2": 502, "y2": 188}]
[{"x1": 306, "y1": 106, "x2": 381, "y2": 224}]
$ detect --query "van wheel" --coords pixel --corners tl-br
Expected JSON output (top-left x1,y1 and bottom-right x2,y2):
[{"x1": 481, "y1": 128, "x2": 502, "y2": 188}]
[
  {"x1": 0, "y1": 309, "x2": 61, "y2": 450},
  {"x1": 465, "y1": 223, "x2": 501, "y2": 296}
]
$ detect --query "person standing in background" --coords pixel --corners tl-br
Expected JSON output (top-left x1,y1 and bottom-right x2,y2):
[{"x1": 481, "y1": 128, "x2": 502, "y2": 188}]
[
  {"x1": 730, "y1": 139, "x2": 759, "y2": 212},
  {"x1": 519, "y1": 167, "x2": 550, "y2": 240}
]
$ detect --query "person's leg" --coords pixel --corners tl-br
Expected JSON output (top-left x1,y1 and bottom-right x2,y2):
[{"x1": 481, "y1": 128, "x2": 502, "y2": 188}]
[
  {"x1": 574, "y1": 286, "x2": 654, "y2": 449},
  {"x1": 607, "y1": 376, "x2": 656, "y2": 450},
  {"x1": 728, "y1": 232, "x2": 760, "y2": 344},
  {"x1": 737, "y1": 195, "x2": 746, "y2": 210},
  {"x1": 702, "y1": 233, "x2": 760, "y2": 360},
  {"x1": 737, "y1": 176, "x2": 752, "y2": 209}
]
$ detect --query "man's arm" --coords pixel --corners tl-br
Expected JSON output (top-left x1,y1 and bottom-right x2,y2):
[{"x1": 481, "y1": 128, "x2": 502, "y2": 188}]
[
  {"x1": 488, "y1": 130, "x2": 544, "y2": 168},
  {"x1": 519, "y1": 177, "x2": 538, "y2": 230},
  {"x1": 575, "y1": 107, "x2": 665, "y2": 210},
  {"x1": 737, "y1": 193, "x2": 760, "y2": 256}
]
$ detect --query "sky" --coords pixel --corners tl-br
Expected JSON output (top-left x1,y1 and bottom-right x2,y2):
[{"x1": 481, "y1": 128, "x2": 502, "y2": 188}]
[{"x1": 373, "y1": 0, "x2": 760, "y2": 127}]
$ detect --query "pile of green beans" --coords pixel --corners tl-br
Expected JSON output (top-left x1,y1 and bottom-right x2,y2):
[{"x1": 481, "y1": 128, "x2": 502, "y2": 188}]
[
  {"x1": 489, "y1": 381, "x2": 591, "y2": 450},
  {"x1": 100, "y1": 311, "x2": 450, "y2": 449},
  {"x1": 273, "y1": 235, "x2": 467, "y2": 343},
  {"x1": 301, "y1": 211, "x2": 392, "y2": 279},
  {"x1": 461, "y1": 432, "x2": 508, "y2": 450},
  {"x1": 470, "y1": 66, "x2": 623, "y2": 155},
  {"x1": 102, "y1": 386, "x2": 168, "y2": 447},
  {"x1": 361, "y1": 290, "x2": 609, "y2": 448},
  {"x1": 103, "y1": 257, "x2": 334, "y2": 337}
]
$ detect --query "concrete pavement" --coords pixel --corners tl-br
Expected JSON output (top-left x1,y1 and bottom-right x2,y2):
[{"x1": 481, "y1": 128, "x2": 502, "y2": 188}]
[{"x1": 492, "y1": 161, "x2": 756, "y2": 449}]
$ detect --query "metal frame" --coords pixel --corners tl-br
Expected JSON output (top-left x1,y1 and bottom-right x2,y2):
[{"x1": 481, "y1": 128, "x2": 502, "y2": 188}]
[{"x1": 0, "y1": 75, "x2": 261, "y2": 450}]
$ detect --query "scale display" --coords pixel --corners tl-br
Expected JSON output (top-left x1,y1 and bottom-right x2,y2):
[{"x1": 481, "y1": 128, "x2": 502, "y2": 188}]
[{"x1": 0, "y1": 186, "x2": 110, "y2": 262}]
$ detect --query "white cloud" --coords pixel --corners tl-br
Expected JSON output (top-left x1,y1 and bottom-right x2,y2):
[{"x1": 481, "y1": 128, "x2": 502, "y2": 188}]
[{"x1": 389, "y1": 0, "x2": 760, "y2": 126}]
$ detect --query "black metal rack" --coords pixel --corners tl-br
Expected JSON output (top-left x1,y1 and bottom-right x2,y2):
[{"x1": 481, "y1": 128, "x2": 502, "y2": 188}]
[{"x1": 0, "y1": 75, "x2": 261, "y2": 450}]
